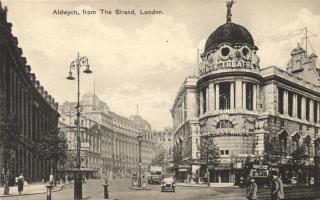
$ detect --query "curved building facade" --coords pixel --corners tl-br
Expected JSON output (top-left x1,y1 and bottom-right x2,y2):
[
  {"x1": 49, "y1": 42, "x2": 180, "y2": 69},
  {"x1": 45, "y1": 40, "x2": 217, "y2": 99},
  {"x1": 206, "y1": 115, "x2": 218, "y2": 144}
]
[{"x1": 172, "y1": 2, "x2": 320, "y2": 185}]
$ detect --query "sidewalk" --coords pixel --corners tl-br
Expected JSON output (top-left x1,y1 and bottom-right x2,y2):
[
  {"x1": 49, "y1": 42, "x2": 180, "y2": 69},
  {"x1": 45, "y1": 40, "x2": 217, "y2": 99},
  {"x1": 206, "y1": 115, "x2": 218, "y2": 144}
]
[{"x1": 0, "y1": 182, "x2": 69, "y2": 198}]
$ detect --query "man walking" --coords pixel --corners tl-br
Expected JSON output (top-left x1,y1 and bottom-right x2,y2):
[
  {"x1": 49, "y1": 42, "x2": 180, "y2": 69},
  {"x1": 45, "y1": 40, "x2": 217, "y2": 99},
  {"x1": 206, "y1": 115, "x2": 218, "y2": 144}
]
[
  {"x1": 246, "y1": 177, "x2": 257, "y2": 200},
  {"x1": 271, "y1": 171, "x2": 285, "y2": 200}
]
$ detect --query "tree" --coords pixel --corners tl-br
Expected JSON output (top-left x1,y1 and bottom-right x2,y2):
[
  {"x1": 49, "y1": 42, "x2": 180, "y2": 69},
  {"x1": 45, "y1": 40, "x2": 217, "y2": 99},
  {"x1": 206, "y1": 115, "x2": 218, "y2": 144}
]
[
  {"x1": 34, "y1": 129, "x2": 68, "y2": 180},
  {"x1": 263, "y1": 139, "x2": 282, "y2": 164},
  {"x1": 198, "y1": 136, "x2": 220, "y2": 186},
  {"x1": 291, "y1": 145, "x2": 309, "y2": 184},
  {"x1": 0, "y1": 113, "x2": 19, "y2": 195}
]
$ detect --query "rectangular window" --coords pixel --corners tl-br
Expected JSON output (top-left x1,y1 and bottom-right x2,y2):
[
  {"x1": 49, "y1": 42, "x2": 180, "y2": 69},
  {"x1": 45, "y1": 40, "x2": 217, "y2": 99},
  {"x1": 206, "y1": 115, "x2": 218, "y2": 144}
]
[
  {"x1": 299, "y1": 124, "x2": 303, "y2": 132},
  {"x1": 246, "y1": 83, "x2": 254, "y2": 111},
  {"x1": 225, "y1": 150, "x2": 229, "y2": 155},
  {"x1": 306, "y1": 98, "x2": 310, "y2": 121},
  {"x1": 278, "y1": 88, "x2": 284, "y2": 114},
  {"x1": 220, "y1": 150, "x2": 224, "y2": 155},
  {"x1": 288, "y1": 91, "x2": 293, "y2": 116},
  {"x1": 280, "y1": 120, "x2": 285, "y2": 128},
  {"x1": 297, "y1": 95, "x2": 302, "y2": 119},
  {"x1": 202, "y1": 88, "x2": 207, "y2": 113}
]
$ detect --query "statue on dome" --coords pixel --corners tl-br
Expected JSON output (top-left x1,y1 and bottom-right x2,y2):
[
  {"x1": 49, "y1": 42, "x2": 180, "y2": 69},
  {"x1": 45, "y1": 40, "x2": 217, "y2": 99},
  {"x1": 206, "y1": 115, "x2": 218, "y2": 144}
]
[{"x1": 226, "y1": 0, "x2": 235, "y2": 22}]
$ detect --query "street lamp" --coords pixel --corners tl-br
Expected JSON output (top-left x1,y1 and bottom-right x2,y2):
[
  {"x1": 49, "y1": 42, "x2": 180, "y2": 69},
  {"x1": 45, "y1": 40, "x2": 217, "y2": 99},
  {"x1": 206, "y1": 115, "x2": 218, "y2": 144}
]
[
  {"x1": 66, "y1": 53, "x2": 92, "y2": 200},
  {"x1": 137, "y1": 133, "x2": 143, "y2": 188}
]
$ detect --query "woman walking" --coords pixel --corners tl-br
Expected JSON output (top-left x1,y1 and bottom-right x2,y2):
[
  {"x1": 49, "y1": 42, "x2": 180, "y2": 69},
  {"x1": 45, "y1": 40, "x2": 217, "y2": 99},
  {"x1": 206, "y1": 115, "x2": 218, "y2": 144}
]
[{"x1": 17, "y1": 173, "x2": 24, "y2": 195}]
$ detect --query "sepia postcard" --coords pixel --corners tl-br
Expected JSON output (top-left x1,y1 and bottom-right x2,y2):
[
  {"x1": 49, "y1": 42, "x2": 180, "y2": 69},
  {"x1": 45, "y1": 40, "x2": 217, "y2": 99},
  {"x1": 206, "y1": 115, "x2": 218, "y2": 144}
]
[{"x1": 0, "y1": 0, "x2": 320, "y2": 199}]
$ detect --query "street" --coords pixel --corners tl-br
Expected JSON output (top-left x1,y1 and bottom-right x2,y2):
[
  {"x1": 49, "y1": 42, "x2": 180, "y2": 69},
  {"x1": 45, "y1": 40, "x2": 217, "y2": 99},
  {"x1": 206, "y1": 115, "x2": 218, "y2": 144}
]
[
  {"x1": 1, "y1": 179, "x2": 219, "y2": 200},
  {"x1": 2, "y1": 179, "x2": 319, "y2": 200}
]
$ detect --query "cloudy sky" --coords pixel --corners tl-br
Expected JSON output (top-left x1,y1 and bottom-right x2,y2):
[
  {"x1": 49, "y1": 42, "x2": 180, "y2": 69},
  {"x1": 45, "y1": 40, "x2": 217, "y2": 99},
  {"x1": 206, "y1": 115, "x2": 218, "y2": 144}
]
[{"x1": 2, "y1": 0, "x2": 320, "y2": 130}]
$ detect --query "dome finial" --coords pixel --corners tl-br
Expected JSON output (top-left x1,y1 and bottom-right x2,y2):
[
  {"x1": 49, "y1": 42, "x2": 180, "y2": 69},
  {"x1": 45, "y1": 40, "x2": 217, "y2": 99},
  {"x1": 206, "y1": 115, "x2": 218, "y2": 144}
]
[{"x1": 226, "y1": 0, "x2": 235, "y2": 23}]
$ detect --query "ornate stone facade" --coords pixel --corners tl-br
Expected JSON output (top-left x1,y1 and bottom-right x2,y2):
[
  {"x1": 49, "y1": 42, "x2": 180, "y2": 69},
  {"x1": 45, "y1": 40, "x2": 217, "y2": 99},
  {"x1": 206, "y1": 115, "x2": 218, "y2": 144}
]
[{"x1": 172, "y1": 2, "x2": 320, "y2": 185}]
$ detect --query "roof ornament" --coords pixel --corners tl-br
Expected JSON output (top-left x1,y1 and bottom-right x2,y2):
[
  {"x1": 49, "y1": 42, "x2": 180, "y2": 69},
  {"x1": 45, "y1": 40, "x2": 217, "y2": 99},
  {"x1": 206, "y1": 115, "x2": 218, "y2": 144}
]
[{"x1": 226, "y1": 0, "x2": 235, "y2": 23}]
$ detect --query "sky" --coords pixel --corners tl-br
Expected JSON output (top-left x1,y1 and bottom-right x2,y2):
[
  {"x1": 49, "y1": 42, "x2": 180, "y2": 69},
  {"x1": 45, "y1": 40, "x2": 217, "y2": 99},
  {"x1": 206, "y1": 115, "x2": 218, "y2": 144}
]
[{"x1": 2, "y1": 0, "x2": 320, "y2": 130}]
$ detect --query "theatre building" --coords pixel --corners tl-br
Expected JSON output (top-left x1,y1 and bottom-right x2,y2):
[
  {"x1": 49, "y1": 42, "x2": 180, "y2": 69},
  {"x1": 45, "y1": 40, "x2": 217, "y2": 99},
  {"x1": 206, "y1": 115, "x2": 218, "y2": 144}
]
[
  {"x1": 0, "y1": 4, "x2": 59, "y2": 185},
  {"x1": 172, "y1": 2, "x2": 320, "y2": 185}
]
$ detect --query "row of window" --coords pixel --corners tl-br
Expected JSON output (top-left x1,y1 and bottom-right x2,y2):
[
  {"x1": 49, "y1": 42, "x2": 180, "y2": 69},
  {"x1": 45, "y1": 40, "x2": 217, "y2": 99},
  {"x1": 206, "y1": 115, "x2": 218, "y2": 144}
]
[
  {"x1": 201, "y1": 82, "x2": 255, "y2": 113},
  {"x1": 278, "y1": 87, "x2": 319, "y2": 122}
]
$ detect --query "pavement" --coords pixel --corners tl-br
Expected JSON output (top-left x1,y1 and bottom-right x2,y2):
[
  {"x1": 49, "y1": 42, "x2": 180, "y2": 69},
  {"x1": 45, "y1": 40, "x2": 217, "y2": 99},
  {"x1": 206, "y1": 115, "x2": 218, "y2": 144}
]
[{"x1": 0, "y1": 182, "x2": 69, "y2": 198}]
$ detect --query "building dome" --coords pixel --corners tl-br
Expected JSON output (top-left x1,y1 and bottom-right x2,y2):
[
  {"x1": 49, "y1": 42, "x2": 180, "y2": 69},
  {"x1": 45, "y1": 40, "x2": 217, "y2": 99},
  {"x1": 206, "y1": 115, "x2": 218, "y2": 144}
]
[{"x1": 204, "y1": 22, "x2": 256, "y2": 54}]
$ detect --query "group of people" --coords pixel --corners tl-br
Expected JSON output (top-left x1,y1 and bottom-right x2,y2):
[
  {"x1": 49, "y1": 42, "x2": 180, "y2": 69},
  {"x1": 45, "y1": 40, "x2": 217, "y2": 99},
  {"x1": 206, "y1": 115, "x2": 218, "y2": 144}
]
[{"x1": 246, "y1": 171, "x2": 284, "y2": 200}]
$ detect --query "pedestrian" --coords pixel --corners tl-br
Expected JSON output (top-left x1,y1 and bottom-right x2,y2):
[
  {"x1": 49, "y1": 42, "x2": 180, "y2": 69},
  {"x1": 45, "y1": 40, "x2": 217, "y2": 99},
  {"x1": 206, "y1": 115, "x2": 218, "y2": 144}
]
[
  {"x1": 271, "y1": 171, "x2": 285, "y2": 200},
  {"x1": 49, "y1": 173, "x2": 54, "y2": 185},
  {"x1": 17, "y1": 173, "x2": 24, "y2": 195},
  {"x1": 142, "y1": 176, "x2": 146, "y2": 190},
  {"x1": 246, "y1": 177, "x2": 257, "y2": 200}
]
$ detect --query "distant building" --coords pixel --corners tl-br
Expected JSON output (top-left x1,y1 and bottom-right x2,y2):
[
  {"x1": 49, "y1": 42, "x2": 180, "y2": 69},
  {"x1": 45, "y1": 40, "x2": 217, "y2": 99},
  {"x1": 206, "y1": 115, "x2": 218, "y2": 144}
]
[
  {"x1": 171, "y1": 2, "x2": 320, "y2": 185},
  {"x1": 171, "y1": 77, "x2": 200, "y2": 181},
  {"x1": 154, "y1": 127, "x2": 173, "y2": 151},
  {"x1": 59, "y1": 94, "x2": 155, "y2": 179},
  {"x1": 0, "y1": 4, "x2": 59, "y2": 185},
  {"x1": 154, "y1": 127, "x2": 174, "y2": 172}
]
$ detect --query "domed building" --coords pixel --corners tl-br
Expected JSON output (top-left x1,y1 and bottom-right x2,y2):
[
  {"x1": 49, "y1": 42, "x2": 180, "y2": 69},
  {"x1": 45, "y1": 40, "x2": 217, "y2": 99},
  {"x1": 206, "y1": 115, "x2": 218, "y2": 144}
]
[{"x1": 172, "y1": 1, "x2": 320, "y2": 186}]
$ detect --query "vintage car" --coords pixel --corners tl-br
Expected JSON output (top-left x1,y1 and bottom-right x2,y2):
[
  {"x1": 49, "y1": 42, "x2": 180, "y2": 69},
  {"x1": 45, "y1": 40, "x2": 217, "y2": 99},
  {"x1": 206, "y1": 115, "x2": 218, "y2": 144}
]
[{"x1": 161, "y1": 177, "x2": 176, "y2": 192}]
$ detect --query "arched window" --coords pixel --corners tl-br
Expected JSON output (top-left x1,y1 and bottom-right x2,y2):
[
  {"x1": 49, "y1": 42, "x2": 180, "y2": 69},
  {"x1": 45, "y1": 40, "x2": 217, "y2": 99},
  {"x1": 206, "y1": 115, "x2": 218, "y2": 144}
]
[
  {"x1": 291, "y1": 132, "x2": 300, "y2": 152},
  {"x1": 278, "y1": 129, "x2": 288, "y2": 154},
  {"x1": 303, "y1": 135, "x2": 311, "y2": 155},
  {"x1": 219, "y1": 82, "x2": 230, "y2": 110},
  {"x1": 216, "y1": 120, "x2": 234, "y2": 129}
]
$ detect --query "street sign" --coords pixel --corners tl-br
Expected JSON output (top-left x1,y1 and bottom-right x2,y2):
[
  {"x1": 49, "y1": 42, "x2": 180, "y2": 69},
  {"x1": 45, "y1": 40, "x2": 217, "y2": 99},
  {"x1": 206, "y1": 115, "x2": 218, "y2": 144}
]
[{"x1": 81, "y1": 143, "x2": 90, "y2": 148}]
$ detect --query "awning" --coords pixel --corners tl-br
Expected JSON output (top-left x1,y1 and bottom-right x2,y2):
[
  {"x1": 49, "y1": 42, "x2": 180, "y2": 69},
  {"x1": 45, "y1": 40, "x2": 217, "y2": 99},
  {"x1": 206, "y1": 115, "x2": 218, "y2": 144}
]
[{"x1": 209, "y1": 163, "x2": 231, "y2": 170}]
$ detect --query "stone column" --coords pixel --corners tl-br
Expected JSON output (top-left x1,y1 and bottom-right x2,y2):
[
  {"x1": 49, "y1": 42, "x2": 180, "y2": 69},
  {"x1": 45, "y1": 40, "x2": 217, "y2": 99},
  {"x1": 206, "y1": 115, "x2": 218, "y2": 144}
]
[
  {"x1": 242, "y1": 82, "x2": 246, "y2": 109},
  {"x1": 301, "y1": 97, "x2": 306, "y2": 120},
  {"x1": 293, "y1": 94, "x2": 297, "y2": 117},
  {"x1": 253, "y1": 84, "x2": 257, "y2": 111},
  {"x1": 230, "y1": 82, "x2": 234, "y2": 109},
  {"x1": 215, "y1": 84, "x2": 220, "y2": 110},
  {"x1": 209, "y1": 83, "x2": 215, "y2": 111},
  {"x1": 181, "y1": 99, "x2": 185, "y2": 122},
  {"x1": 235, "y1": 80, "x2": 242, "y2": 109},
  {"x1": 199, "y1": 90, "x2": 203, "y2": 114},
  {"x1": 206, "y1": 86, "x2": 209, "y2": 113},
  {"x1": 310, "y1": 100, "x2": 314, "y2": 122}
]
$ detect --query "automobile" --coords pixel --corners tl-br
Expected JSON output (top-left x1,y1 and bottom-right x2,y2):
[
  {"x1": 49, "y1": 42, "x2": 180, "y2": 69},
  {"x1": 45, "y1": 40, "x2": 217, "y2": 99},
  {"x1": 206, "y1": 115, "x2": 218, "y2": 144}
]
[{"x1": 161, "y1": 177, "x2": 176, "y2": 192}]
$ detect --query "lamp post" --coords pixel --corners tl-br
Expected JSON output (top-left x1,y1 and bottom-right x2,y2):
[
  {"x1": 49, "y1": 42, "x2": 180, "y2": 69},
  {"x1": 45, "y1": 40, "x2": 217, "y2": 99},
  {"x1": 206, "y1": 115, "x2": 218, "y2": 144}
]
[
  {"x1": 137, "y1": 133, "x2": 143, "y2": 188},
  {"x1": 66, "y1": 53, "x2": 92, "y2": 199}
]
